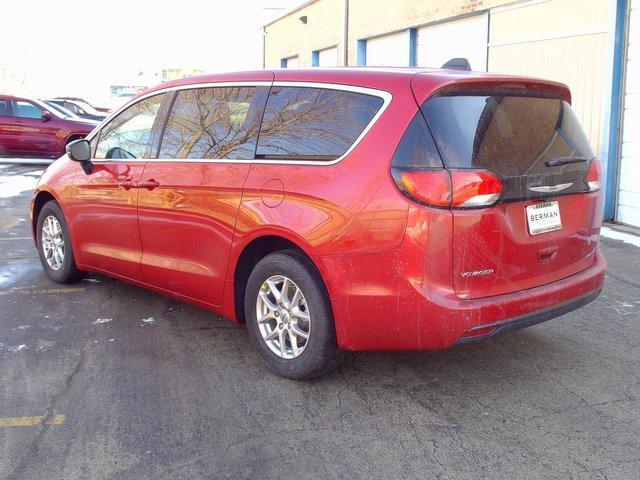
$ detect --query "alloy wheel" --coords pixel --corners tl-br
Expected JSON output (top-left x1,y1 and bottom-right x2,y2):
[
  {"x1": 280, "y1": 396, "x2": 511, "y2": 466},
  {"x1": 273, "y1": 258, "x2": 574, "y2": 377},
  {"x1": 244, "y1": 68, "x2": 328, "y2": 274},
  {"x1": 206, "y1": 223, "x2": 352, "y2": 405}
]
[
  {"x1": 256, "y1": 275, "x2": 311, "y2": 359},
  {"x1": 41, "y1": 215, "x2": 65, "y2": 271}
]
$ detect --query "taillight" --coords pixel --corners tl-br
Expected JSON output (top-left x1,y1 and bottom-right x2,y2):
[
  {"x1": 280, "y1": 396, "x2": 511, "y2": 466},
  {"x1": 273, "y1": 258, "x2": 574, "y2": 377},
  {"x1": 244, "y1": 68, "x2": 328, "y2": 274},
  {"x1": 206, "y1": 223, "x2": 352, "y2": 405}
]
[
  {"x1": 391, "y1": 169, "x2": 451, "y2": 207},
  {"x1": 391, "y1": 168, "x2": 503, "y2": 209},
  {"x1": 451, "y1": 170, "x2": 503, "y2": 208},
  {"x1": 587, "y1": 159, "x2": 601, "y2": 192}
]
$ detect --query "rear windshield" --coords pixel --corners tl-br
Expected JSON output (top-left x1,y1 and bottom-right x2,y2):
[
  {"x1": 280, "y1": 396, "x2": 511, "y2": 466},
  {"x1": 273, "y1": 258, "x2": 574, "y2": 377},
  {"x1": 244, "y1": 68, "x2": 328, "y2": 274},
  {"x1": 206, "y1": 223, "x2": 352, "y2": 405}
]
[{"x1": 421, "y1": 94, "x2": 594, "y2": 175}]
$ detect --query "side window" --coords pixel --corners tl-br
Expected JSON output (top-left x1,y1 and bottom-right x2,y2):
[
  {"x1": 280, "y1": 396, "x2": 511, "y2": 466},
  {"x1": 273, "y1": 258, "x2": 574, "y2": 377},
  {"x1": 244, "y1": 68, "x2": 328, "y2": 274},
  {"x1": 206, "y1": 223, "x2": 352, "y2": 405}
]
[
  {"x1": 12, "y1": 100, "x2": 43, "y2": 119},
  {"x1": 0, "y1": 99, "x2": 11, "y2": 116},
  {"x1": 95, "y1": 94, "x2": 168, "y2": 159},
  {"x1": 256, "y1": 87, "x2": 384, "y2": 161},
  {"x1": 390, "y1": 111, "x2": 443, "y2": 169},
  {"x1": 159, "y1": 86, "x2": 269, "y2": 159},
  {"x1": 64, "y1": 102, "x2": 81, "y2": 115}
]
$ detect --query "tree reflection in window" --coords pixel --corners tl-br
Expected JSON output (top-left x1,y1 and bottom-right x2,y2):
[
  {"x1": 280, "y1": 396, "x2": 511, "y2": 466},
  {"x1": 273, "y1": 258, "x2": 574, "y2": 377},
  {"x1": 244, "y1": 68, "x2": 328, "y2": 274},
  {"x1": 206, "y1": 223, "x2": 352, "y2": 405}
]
[
  {"x1": 159, "y1": 87, "x2": 269, "y2": 159},
  {"x1": 256, "y1": 87, "x2": 384, "y2": 161},
  {"x1": 96, "y1": 94, "x2": 167, "y2": 159}
]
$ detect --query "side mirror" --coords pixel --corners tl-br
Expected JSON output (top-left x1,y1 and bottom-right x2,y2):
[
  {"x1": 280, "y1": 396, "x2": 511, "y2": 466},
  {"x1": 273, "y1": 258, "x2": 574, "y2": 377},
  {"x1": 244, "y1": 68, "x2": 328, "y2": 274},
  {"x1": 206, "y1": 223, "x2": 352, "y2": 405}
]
[
  {"x1": 66, "y1": 139, "x2": 93, "y2": 174},
  {"x1": 42, "y1": 110, "x2": 52, "y2": 122}
]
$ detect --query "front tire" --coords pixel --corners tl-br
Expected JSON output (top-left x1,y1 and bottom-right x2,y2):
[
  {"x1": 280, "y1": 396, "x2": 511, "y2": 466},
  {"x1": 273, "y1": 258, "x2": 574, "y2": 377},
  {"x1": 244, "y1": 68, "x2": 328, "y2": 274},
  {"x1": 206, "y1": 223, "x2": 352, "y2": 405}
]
[
  {"x1": 36, "y1": 200, "x2": 81, "y2": 284},
  {"x1": 244, "y1": 251, "x2": 341, "y2": 379}
]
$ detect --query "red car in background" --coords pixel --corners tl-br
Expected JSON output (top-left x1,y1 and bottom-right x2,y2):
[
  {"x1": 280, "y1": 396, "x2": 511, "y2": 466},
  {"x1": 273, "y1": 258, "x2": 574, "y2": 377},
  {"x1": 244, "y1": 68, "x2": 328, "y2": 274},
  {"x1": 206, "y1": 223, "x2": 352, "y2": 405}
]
[
  {"x1": 0, "y1": 95, "x2": 95, "y2": 158},
  {"x1": 30, "y1": 68, "x2": 606, "y2": 379}
]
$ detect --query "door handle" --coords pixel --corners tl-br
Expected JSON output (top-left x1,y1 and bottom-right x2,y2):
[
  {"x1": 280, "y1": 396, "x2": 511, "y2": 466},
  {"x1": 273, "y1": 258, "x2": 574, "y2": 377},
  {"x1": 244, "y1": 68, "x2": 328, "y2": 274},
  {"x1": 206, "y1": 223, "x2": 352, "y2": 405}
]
[
  {"x1": 136, "y1": 179, "x2": 160, "y2": 190},
  {"x1": 118, "y1": 178, "x2": 133, "y2": 190}
]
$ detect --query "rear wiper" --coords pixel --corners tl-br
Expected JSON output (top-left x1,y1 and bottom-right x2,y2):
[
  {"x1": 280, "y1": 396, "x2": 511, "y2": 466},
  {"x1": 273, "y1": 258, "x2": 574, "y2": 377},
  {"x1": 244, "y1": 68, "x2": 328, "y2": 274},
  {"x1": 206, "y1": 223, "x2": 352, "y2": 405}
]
[{"x1": 545, "y1": 156, "x2": 593, "y2": 167}]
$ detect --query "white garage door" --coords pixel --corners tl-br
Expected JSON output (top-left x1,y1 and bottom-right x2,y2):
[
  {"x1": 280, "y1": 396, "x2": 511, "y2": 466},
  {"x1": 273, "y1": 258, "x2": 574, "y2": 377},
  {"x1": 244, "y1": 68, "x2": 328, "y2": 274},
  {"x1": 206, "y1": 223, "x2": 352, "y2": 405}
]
[
  {"x1": 366, "y1": 31, "x2": 409, "y2": 67},
  {"x1": 618, "y1": 0, "x2": 640, "y2": 227},
  {"x1": 285, "y1": 56, "x2": 299, "y2": 68},
  {"x1": 318, "y1": 47, "x2": 338, "y2": 67},
  {"x1": 417, "y1": 13, "x2": 488, "y2": 71}
]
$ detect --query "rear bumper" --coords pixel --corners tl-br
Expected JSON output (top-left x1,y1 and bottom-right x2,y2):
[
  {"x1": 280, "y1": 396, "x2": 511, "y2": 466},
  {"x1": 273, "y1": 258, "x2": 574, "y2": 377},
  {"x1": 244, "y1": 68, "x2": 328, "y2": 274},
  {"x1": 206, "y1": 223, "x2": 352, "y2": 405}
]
[
  {"x1": 455, "y1": 287, "x2": 601, "y2": 345},
  {"x1": 318, "y1": 247, "x2": 606, "y2": 351}
]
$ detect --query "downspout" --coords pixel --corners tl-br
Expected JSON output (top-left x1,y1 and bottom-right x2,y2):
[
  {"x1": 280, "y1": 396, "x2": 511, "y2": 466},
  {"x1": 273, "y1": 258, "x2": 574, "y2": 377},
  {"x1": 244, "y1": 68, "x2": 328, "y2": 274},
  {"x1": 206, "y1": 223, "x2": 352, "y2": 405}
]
[
  {"x1": 262, "y1": 26, "x2": 267, "y2": 69},
  {"x1": 343, "y1": 0, "x2": 349, "y2": 66},
  {"x1": 600, "y1": 0, "x2": 628, "y2": 220}
]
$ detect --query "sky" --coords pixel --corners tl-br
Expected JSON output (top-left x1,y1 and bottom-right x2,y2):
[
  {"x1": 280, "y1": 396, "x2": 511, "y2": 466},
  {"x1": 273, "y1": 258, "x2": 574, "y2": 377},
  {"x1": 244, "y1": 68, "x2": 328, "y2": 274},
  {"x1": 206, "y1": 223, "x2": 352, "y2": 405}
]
[{"x1": 0, "y1": 0, "x2": 300, "y2": 103}]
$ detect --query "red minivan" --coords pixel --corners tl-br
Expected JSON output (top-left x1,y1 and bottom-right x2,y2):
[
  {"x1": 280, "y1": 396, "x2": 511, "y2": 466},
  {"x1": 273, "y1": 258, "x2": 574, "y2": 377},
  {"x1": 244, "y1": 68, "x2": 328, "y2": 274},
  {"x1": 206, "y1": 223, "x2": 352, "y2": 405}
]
[{"x1": 30, "y1": 68, "x2": 606, "y2": 378}]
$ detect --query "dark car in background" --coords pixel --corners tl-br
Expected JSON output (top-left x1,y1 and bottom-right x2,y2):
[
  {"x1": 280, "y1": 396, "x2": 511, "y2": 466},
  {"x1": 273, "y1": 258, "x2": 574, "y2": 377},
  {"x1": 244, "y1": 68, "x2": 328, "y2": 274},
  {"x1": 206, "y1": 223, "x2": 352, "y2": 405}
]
[
  {"x1": 42, "y1": 100, "x2": 101, "y2": 126},
  {"x1": 54, "y1": 96, "x2": 111, "y2": 114},
  {"x1": 0, "y1": 95, "x2": 95, "y2": 158},
  {"x1": 45, "y1": 98, "x2": 107, "y2": 121}
]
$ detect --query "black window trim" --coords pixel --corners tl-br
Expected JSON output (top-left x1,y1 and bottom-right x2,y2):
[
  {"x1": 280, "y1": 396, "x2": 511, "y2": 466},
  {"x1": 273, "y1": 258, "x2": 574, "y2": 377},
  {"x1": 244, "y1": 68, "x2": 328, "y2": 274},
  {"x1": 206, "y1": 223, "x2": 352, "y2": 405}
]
[{"x1": 86, "y1": 81, "x2": 392, "y2": 165}]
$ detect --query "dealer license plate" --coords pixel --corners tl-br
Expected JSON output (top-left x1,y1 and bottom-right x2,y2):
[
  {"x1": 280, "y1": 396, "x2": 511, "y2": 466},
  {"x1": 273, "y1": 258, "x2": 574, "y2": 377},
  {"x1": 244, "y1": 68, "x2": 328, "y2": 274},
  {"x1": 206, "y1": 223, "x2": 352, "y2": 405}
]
[{"x1": 526, "y1": 201, "x2": 562, "y2": 235}]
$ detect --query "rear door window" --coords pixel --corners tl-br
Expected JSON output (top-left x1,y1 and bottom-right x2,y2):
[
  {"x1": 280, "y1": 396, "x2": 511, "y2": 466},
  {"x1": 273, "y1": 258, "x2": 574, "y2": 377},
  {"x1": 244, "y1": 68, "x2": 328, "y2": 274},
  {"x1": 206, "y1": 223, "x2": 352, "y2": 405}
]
[
  {"x1": 12, "y1": 100, "x2": 43, "y2": 119},
  {"x1": 0, "y1": 99, "x2": 11, "y2": 116},
  {"x1": 159, "y1": 86, "x2": 269, "y2": 160},
  {"x1": 255, "y1": 86, "x2": 384, "y2": 161}
]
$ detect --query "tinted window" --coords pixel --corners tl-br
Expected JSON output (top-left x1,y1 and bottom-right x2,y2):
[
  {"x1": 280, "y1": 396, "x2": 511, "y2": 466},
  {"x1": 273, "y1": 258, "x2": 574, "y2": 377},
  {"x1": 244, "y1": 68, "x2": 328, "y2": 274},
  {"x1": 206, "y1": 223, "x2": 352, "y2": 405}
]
[
  {"x1": 159, "y1": 86, "x2": 268, "y2": 159},
  {"x1": 0, "y1": 99, "x2": 10, "y2": 116},
  {"x1": 391, "y1": 111, "x2": 443, "y2": 169},
  {"x1": 421, "y1": 95, "x2": 594, "y2": 175},
  {"x1": 95, "y1": 94, "x2": 168, "y2": 159},
  {"x1": 64, "y1": 102, "x2": 84, "y2": 115},
  {"x1": 256, "y1": 87, "x2": 384, "y2": 161},
  {"x1": 13, "y1": 100, "x2": 43, "y2": 119}
]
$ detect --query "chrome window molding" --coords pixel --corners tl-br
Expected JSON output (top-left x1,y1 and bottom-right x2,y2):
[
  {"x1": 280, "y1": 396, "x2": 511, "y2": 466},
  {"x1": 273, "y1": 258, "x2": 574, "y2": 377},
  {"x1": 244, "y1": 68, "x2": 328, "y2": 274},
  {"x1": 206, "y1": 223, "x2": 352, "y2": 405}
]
[{"x1": 88, "y1": 80, "x2": 393, "y2": 167}]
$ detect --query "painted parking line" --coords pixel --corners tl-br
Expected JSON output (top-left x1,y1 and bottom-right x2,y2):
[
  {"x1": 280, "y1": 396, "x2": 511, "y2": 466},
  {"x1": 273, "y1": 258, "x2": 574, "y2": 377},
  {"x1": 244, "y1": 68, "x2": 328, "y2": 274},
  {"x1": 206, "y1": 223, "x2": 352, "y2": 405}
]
[
  {"x1": 0, "y1": 237, "x2": 32, "y2": 241},
  {"x1": 0, "y1": 287, "x2": 86, "y2": 296},
  {"x1": 0, "y1": 414, "x2": 65, "y2": 427}
]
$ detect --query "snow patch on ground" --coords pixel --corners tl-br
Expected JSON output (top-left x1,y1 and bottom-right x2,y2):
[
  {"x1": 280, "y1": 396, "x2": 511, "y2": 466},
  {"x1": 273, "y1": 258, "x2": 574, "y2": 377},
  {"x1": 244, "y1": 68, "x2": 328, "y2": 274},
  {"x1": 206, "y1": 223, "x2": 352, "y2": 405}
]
[
  {"x1": 0, "y1": 343, "x2": 27, "y2": 353},
  {"x1": 0, "y1": 173, "x2": 40, "y2": 198},
  {"x1": 601, "y1": 227, "x2": 640, "y2": 249},
  {"x1": 141, "y1": 317, "x2": 155, "y2": 325},
  {"x1": 16, "y1": 325, "x2": 31, "y2": 330},
  {"x1": 93, "y1": 318, "x2": 113, "y2": 325}
]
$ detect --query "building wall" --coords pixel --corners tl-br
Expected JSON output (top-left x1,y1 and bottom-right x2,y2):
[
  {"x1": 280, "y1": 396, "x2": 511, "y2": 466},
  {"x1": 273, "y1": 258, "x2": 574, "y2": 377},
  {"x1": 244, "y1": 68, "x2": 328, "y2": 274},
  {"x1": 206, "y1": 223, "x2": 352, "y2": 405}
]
[
  {"x1": 264, "y1": 0, "x2": 344, "y2": 68},
  {"x1": 346, "y1": 0, "x2": 509, "y2": 65}
]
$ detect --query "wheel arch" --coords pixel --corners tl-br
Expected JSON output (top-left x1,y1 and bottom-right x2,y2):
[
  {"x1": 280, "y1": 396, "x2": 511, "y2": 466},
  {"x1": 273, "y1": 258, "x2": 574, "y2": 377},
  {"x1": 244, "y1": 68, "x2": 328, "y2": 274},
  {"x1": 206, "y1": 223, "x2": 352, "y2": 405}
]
[
  {"x1": 231, "y1": 233, "x2": 331, "y2": 325},
  {"x1": 31, "y1": 189, "x2": 59, "y2": 239}
]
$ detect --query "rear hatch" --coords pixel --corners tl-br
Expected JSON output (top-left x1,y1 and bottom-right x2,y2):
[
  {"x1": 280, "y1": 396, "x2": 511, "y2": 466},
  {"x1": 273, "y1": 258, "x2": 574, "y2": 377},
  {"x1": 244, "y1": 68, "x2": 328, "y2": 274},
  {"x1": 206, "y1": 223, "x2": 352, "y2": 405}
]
[{"x1": 419, "y1": 85, "x2": 602, "y2": 299}]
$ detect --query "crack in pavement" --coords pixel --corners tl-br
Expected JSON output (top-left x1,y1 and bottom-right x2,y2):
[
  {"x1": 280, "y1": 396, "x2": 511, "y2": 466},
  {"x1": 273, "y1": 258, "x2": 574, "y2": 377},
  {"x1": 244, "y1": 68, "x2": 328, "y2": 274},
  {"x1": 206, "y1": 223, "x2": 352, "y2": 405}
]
[{"x1": 6, "y1": 345, "x2": 89, "y2": 480}]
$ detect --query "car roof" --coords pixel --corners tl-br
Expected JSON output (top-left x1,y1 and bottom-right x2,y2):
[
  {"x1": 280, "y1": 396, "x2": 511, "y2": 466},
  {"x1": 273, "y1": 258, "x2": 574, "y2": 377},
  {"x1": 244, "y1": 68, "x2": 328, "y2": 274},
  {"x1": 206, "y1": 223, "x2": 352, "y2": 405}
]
[{"x1": 136, "y1": 67, "x2": 571, "y2": 106}]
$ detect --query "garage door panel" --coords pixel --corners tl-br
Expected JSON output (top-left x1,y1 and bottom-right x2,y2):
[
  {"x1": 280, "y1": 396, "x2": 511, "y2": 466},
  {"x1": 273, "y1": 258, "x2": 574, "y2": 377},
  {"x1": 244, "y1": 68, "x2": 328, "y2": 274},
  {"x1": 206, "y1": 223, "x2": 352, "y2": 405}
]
[
  {"x1": 618, "y1": 190, "x2": 640, "y2": 208},
  {"x1": 318, "y1": 47, "x2": 338, "y2": 67},
  {"x1": 618, "y1": 0, "x2": 640, "y2": 226},
  {"x1": 416, "y1": 13, "x2": 488, "y2": 71},
  {"x1": 620, "y1": 163, "x2": 640, "y2": 193},
  {"x1": 618, "y1": 205, "x2": 640, "y2": 227},
  {"x1": 366, "y1": 31, "x2": 408, "y2": 67},
  {"x1": 625, "y1": 60, "x2": 640, "y2": 93}
]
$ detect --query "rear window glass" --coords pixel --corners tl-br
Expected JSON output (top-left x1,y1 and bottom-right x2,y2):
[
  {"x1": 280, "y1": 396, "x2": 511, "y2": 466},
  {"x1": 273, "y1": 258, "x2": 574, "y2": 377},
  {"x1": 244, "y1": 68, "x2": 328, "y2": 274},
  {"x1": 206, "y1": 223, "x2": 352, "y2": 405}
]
[
  {"x1": 256, "y1": 87, "x2": 384, "y2": 161},
  {"x1": 421, "y1": 95, "x2": 594, "y2": 176}
]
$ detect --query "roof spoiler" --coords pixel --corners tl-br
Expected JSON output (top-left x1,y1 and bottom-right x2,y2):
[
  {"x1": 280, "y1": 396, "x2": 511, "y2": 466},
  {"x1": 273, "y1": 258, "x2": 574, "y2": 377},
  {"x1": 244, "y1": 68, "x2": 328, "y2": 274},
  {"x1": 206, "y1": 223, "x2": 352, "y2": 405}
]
[{"x1": 441, "y1": 58, "x2": 471, "y2": 71}]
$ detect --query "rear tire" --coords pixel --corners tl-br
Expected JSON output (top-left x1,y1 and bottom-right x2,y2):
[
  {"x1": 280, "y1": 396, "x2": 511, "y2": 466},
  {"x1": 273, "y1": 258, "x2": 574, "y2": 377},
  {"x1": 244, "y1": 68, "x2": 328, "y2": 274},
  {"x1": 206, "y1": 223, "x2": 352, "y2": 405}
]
[
  {"x1": 36, "y1": 200, "x2": 81, "y2": 284},
  {"x1": 244, "y1": 251, "x2": 341, "y2": 379}
]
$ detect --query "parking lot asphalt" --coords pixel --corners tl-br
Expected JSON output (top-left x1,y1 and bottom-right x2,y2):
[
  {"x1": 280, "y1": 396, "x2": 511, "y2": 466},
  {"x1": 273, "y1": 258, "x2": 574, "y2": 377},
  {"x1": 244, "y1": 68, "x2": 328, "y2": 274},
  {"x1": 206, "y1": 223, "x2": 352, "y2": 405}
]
[{"x1": 1, "y1": 163, "x2": 639, "y2": 480}]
